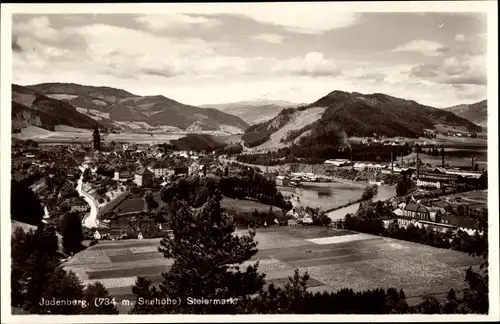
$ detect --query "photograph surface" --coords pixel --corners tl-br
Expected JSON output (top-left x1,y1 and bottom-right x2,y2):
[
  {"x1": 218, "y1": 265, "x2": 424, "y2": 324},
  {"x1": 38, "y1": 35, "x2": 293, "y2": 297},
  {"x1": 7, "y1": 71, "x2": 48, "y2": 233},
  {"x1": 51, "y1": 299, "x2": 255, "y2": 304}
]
[{"x1": 1, "y1": 2, "x2": 498, "y2": 322}]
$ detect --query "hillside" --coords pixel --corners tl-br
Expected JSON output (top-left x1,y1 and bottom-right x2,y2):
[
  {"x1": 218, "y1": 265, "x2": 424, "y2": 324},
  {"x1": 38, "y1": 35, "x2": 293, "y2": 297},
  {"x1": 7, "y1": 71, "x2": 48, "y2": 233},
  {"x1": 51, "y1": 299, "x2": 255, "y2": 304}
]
[
  {"x1": 27, "y1": 83, "x2": 249, "y2": 133},
  {"x1": 201, "y1": 99, "x2": 303, "y2": 125},
  {"x1": 445, "y1": 100, "x2": 487, "y2": 128},
  {"x1": 12, "y1": 85, "x2": 102, "y2": 132},
  {"x1": 243, "y1": 90, "x2": 483, "y2": 151}
]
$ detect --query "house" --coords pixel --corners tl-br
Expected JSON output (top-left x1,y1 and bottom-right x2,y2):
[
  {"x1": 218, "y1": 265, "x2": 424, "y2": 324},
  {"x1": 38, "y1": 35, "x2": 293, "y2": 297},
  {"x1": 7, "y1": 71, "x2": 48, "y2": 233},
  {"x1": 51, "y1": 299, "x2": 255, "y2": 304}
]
[
  {"x1": 94, "y1": 230, "x2": 101, "y2": 240},
  {"x1": 417, "y1": 169, "x2": 459, "y2": 188},
  {"x1": 174, "y1": 166, "x2": 189, "y2": 176},
  {"x1": 134, "y1": 168, "x2": 154, "y2": 187},
  {"x1": 150, "y1": 162, "x2": 175, "y2": 179},
  {"x1": 403, "y1": 202, "x2": 430, "y2": 220},
  {"x1": 287, "y1": 219, "x2": 299, "y2": 226},
  {"x1": 397, "y1": 215, "x2": 423, "y2": 229},
  {"x1": 70, "y1": 198, "x2": 89, "y2": 213},
  {"x1": 417, "y1": 179, "x2": 442, "y2": 189},
  {"x1": 114, "y1": 170, "x2": 133, "y2": 181},
  {"x1": 380, "y1": 216, "x2": 394, "y2": 228},
  {"x1": 392, "y1": 208, "x2": 404, "y2": 217},
  {"x1": 276, "y1": 175, "x2": 290, "y2": 186},
  {"x1": 137, "y1": 232, "x2": 144, "y2": 240}
]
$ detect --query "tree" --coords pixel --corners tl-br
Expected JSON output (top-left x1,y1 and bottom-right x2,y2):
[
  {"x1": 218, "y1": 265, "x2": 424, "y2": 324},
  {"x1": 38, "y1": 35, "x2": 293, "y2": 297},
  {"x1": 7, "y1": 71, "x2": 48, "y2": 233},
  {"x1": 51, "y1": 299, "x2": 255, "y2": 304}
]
[
  {"x1": 82, "y1": 168, "x2": 90, "y2": 183},
  {"x1": 131, "y1": 190, "x2": 265, "y2": 314},
  {"x1": 61, "y1": 212, "x2": 84, "y2": 255},
  {"x1": 11, "y1": 226, "x2": 61, "y2": 312},
  {"x1": 11, "y1": 179, "x2": 45, "y2": 226},
  {"x1": 129, "y1": 277, "x2": 164, "y2": 314},
  {"x1": 143, "y1": 190, "x2": 159, "y2": 210},
  {"x1": 39, "y1": 268, "x2": 84, "y2": 314},
  {"x1": 415, "y1": 295, "x2": 442, "y2": 314},
  {"x1": 361, "y1": 184, "x2": 378, "y2": 200},
  {"x1": 83, "y1": 282, "x2": 119, "y2": 314},
  {"x1": 442, "y1": 289, "x2": 459, "y2": 313}
]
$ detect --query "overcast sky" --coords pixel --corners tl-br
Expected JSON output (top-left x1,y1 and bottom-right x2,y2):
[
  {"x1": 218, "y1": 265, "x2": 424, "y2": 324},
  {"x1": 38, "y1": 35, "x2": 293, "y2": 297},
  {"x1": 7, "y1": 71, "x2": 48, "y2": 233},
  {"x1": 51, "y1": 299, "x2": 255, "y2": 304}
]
[{"x1": 11, "y1": 5, "x2": 488, "y2": 107}]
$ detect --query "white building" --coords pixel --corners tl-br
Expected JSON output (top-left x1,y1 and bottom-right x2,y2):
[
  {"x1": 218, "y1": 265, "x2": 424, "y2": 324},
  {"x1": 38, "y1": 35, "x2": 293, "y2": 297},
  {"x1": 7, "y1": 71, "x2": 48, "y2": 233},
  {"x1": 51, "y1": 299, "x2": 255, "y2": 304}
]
[
  {"x1": 417, "y1": 179, "x2": 442, "y2": 189},
  {"x1": 324, "y1": 159, "x2": 351, "y2": 167}
]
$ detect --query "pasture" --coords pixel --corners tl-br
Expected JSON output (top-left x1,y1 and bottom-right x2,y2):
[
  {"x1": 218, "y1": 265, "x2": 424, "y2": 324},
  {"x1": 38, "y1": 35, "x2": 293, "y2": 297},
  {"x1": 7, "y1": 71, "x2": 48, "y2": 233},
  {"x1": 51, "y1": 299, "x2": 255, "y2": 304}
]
[{"x1": 64, "y1": 226, "x2": 482, "y2": 313}]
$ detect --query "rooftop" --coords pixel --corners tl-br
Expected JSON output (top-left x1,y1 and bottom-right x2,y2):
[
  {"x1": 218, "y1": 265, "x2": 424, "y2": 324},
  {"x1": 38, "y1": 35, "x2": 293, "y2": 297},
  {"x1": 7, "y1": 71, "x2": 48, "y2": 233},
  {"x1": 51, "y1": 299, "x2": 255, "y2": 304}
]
[{"x1": 136, "y1": 167, "x2": 153, "y2": 175}]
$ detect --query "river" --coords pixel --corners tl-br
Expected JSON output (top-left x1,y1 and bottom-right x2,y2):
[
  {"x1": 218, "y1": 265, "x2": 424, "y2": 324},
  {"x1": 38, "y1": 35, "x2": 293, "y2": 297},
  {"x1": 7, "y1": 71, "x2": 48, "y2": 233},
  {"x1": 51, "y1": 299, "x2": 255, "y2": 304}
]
[
  {"x1": 326, "y1": 185, "x2": 396, "y2": 221},
  {"x1": 77, "y1": 165, "x2": 99, "y2": 228}
]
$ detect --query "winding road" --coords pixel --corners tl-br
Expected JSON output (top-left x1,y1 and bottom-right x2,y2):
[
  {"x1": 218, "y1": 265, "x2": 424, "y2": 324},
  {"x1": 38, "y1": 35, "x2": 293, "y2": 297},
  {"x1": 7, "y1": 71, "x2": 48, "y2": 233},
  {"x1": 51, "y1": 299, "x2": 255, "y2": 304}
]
[{"x1": 77, "y1": 165, "x2": 100, "y2": 228}]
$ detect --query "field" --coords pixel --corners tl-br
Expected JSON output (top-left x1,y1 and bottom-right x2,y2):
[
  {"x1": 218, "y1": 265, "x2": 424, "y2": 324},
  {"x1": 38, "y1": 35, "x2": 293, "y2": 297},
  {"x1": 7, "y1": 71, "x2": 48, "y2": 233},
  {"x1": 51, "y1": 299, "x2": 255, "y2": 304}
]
[
  {"x1": 112, "y1": 197, "x2": 145, "y2": 215},
  {"x1": 221, "y1": 197, "x2": 282, "y2": 215},
  {"x1": 12, "y1": 125, "x2": 244, "y2": 146},
  {"x1": 443, "y1": 190, "x2": 488, "y2": 209},
  {"x1": 64, "y1": 226, "x2": 482, "y2": 313}
]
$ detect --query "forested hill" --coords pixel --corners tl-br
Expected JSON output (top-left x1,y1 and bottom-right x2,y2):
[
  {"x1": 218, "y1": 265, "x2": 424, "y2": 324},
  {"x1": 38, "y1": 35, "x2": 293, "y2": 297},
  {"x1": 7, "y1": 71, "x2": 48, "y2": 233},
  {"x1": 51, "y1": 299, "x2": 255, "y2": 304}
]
[{"x1": 242, "y1": 90, "x2": 483, "y2": 149}]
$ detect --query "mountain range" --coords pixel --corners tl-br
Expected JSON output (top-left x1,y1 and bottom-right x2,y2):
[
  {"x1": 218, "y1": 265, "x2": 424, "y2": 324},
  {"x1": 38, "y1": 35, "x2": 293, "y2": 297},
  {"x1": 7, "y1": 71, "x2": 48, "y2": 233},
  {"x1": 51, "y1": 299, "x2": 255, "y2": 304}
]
[
  {"x1": 200, "y1": 99, "x2": 303, "y2": 125},
  {"x1": 242, "y1": 90, "x2": 484, "y2": 151},
  {"x1": 444, "y1": 100, "x2": 487, "y2": 128},
  {"x1": 11, "y1": 82, "x2": 486, "y2": 145},
  {"x1": 12, "y1": 83, "x2": 249, "y2": 133}
]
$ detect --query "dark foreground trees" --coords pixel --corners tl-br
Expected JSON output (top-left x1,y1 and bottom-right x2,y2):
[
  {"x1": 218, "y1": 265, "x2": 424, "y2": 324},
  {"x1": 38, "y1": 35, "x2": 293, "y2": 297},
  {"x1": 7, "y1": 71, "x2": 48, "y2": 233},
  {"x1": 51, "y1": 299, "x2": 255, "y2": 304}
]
[
  {"x1": 11, "y1": 226, "x2": 118, "y2": 314},
  {"x1": 130, "y1": 190, "x2": 266, "y2": 314},
  {"x1": 60, "y1": 212, "x2": 84, "y2": 255}
]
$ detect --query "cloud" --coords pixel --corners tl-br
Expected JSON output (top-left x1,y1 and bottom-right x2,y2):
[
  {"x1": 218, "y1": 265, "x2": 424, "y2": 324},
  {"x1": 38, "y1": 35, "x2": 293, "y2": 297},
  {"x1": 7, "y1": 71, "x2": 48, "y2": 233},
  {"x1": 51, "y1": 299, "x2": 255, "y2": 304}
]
[
  {"x1": 455, "y1": 34, "x2": 466, "y2": 42},
  {"x1": 360, "y1": 72, "x2": 386, "y2": 82},
  {"x1": 409, "y1": 54, "x2": 486, "y2": 85},
  {"x1": 135, "y1": 14, "x2": 222, "y2": 31},
  {"x1": 391, "y1": 40, "x2": 447, "y2": 56},
  {"x1": 13, "y1": 15, "x2": 88, "y2": 55},
  {"x1": 272, "y1": 52, "x2": 341, "y2": 77},
  {"x1": 156, "y1": 4, "x2": 361, "y2": 34},
  {"x1": 252, "y1": 33, "x2": 285, "y2": 44}
]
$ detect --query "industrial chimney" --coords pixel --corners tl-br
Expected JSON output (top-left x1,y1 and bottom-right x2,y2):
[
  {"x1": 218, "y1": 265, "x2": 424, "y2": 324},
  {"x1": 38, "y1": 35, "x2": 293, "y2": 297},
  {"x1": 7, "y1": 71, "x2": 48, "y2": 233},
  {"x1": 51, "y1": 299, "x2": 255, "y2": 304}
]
[
  {"x1": 471, "y1": 155, "x2": 475, "y2": 169},
  {"x1": 416, "y1": 144, "x2": 420, "y2": 179},
  {"x1": 441, "y1": 146, "x2": 445, "y2": 168},
  {"x1": 350, "y1": 147, "x2": 354, "y2": 171},
  {"x1": 391, "y1": 151, "x2": 394, "y2": 175},
  {"x1": 401, "y1": 151, "x2": 404, "y2": 166}
]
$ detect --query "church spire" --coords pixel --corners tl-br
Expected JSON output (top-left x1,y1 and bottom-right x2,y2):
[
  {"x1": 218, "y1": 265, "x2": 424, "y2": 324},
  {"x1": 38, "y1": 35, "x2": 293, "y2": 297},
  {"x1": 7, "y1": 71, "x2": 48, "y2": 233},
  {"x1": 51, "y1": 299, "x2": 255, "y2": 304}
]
[{"x1": 92, "y1": 123, "x2": 101, "y2": 151}]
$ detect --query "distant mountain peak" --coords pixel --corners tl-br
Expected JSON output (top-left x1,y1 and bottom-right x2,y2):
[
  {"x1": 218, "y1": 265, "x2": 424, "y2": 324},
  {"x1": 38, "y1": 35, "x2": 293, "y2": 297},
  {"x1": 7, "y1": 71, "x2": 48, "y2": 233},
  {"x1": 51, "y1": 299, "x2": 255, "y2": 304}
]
[
  {"x1": 444, "y1": 99, "x2": 487, "y2": 128},
  {"x1": 199, "y1": 99, "x2": 305, "y2": 125}
]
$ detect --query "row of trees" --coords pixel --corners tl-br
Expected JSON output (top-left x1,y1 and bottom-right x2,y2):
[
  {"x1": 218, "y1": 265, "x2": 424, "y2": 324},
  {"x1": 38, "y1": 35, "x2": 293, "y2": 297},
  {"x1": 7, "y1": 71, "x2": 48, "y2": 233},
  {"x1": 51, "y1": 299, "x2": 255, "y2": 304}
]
[
  {"x1": 238, "y1": 143, "x2": 412, "y2": 166},
  {"x1": 339, "y1": 203, "x2": 488, "y2": 256},
  {"x1": 11, "y1": 226, "x2": 118, "y2": 314}
]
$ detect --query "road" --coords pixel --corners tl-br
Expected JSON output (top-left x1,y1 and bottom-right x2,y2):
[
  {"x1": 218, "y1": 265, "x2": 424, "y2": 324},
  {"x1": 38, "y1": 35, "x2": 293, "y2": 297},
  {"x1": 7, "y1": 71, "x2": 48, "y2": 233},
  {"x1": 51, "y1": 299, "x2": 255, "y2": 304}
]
[{"x1": 77, "y1": 165, "x2": 100, "y2": 228}]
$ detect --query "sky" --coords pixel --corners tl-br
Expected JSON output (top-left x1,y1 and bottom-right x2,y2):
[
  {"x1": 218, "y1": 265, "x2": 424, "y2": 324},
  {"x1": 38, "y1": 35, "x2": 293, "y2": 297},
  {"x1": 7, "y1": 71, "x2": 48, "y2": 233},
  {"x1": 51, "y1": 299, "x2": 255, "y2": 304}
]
[{"x1": 11, "y1": 4, "x2": 488, "y2": 108}]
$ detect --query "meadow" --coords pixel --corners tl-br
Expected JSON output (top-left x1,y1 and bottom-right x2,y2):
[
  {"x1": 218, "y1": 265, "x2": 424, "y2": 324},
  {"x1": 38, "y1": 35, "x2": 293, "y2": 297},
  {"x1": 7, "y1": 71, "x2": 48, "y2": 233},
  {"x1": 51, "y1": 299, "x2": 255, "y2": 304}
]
[{"x1": 64, "y1": 226, "x2": 482, "y2": 313}]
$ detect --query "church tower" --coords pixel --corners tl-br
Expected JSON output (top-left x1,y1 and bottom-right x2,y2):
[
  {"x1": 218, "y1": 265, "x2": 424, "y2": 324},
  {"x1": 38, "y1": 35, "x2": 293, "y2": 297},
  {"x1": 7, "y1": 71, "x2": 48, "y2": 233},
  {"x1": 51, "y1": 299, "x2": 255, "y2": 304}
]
[{"x1": 92, "y1": 124, "x2": 101, "y2": 151}]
